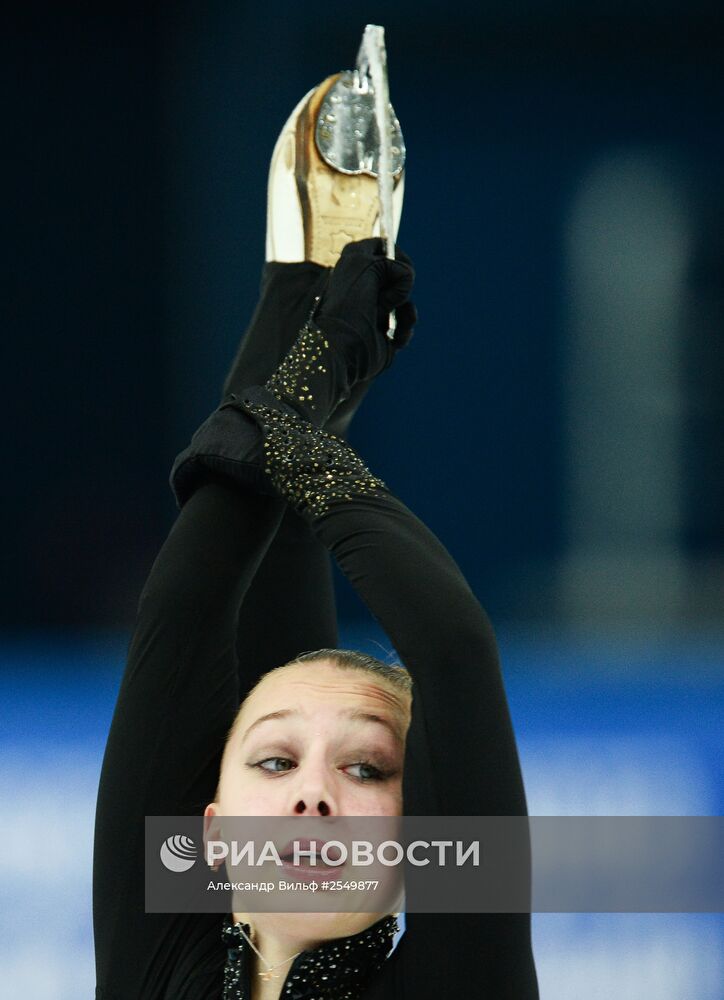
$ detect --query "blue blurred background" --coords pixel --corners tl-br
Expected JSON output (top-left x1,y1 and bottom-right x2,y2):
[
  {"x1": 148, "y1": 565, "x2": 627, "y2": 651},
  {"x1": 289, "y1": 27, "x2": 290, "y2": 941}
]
[{"x1": 5, "y1": 2, "x2": 723, "y2": 997}]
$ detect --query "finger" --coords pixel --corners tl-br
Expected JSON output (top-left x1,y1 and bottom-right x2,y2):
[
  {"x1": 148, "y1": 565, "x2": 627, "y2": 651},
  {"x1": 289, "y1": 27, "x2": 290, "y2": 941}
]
[
  {"x1": 393, "y1": 246, "x2": 414, "y2": 269},
  {"x1": 376, "y1": 297, "x2": 417, "y2": 343},
  {"x1": 377, "y1": 258, "x2": 415, "y2": 310},
  {"x1": 339, "y1": 239, "x2": 414, "y2": 269},
  {"x1": 338, "y1": 237, "x2": 385, "y2": 261},
  {"x1": 391, "y1": 300, "x2": 417, "y2": 348}
]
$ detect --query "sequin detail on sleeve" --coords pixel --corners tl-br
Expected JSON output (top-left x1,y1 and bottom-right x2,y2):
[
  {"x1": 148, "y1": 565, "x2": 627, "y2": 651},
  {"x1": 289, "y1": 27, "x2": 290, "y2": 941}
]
[
  {"x1": 266, "y1": 320, "x2": 331, "y2": 416},
  {"x1": 239, "y1": 396, "x2": 387, "y2": 518}
]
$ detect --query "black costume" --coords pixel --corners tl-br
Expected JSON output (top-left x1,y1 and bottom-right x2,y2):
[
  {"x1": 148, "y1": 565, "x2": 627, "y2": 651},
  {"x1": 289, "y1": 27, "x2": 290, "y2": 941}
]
[{"x1": 93, "y1": 249, "x2": 539, "y2": 999}]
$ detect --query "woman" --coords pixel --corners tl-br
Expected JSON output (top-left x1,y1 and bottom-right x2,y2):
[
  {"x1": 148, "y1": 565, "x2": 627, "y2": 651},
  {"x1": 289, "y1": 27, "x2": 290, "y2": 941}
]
[{"x1": 93, "y1": 72, "x2": 539, "y2": 1000}]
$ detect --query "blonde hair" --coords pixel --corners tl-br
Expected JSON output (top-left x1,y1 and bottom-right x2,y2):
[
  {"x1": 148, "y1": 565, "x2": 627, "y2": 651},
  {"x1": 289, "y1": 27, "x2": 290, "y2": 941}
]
[{"x1": 284, "y1": 647, "x2": 412, "y2": 695}]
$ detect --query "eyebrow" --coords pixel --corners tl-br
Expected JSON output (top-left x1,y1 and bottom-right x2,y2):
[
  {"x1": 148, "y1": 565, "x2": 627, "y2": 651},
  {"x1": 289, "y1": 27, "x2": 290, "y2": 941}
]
[
  {"x1": 240, "y1": 708, "x2": 404, "y2": 744},
  {"x1": 344, "y1": 709, "x2": 405, "y2": 744},
  {"x1": 241, "y1": 709, "x2": 295, "y2": 743}
]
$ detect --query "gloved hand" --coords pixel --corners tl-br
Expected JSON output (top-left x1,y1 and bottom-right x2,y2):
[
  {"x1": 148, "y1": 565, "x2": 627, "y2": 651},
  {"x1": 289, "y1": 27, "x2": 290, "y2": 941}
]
[
  {"x1": 315, "y1": 237, "x2": 417, "y2": 368},
  {"x1": 262, "y1": 238, "x2": 417, "y2": 427}
]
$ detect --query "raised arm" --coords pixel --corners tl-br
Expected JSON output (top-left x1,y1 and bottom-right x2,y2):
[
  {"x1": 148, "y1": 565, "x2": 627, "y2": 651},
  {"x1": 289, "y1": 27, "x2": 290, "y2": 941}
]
[
  {"x1": 93, "y1": 484, "x2": 286, "y2": 997},
  {"x1": 236, "y1": 391, "x2": 528, "y2": 818}
]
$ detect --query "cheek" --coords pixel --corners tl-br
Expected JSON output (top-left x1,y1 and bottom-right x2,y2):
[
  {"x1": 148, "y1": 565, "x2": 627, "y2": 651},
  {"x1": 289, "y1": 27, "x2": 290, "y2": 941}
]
[
  {"x1": 340, "y1": 779, "x2": 403, "y2": 816},
  {"x1": 221, "y1": 779, "x2": 402, "y2": 816},
  {"x1": 218, "y1": 768, "x2": 283, "y2": 816}
]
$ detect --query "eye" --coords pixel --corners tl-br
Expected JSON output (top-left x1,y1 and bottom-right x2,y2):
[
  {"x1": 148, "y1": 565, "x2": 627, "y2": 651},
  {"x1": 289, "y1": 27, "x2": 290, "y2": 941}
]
[
  {"x1": 253, "y1": 757, "x2": 296, "y2": 774},
  {"x1": 344, "y1": 762, "x2": 386, "y2": 782}
]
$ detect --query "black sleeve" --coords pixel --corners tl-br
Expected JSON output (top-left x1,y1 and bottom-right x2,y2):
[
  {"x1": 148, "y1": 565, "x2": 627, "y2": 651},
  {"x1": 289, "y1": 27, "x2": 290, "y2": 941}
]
[
  {"x1": 93, "y1": 484, "x2": 286, "y2": 998},
  {"x1": 312, "y1": 491, "x2": 528, "y2": 818},
  {"x1": 232, "y1": 505, "x2": 338, "y2": 682}
]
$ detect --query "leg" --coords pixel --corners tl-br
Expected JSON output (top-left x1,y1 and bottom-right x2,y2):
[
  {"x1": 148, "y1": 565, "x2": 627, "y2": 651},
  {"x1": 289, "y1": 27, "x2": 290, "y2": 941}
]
[
  {"x1": 96, "y1": 67, "x2": 412, "y2": 995},
  {"x1": 222, "y1": 261, "x2": 330, "y2": 400},
  {"x1": 223, "y1": 261, "x2": 341, "y2": 680}
]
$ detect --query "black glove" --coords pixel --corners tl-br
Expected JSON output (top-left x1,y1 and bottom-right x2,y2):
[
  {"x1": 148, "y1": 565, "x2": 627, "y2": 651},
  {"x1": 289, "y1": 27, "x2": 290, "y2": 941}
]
[
  {"x1": 316, "y1": 237, "x2": 416, "y2": 360},
  {"x1": 324, "y1": 295, "x2": 417, "y2": 439},
  {"x1": 263, "y1": 238, "x2": 417, "y2": 427}
]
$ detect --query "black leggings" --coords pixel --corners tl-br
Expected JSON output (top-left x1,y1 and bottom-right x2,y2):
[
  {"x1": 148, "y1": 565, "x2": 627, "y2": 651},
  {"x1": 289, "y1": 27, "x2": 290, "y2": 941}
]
[{"x1": 93, "y1": 269, "x2": 538, "y2": 1000}]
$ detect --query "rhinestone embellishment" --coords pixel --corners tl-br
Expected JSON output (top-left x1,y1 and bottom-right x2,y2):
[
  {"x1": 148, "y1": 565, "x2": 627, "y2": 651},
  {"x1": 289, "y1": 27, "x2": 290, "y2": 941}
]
[
  {"x1": 221, "y1": 914, "x2": 398, "y2": 1000},
  {"x1": 240, "y1": 396, "x2": 387, "y2": 518},
  {"x1": 266, "y1": 320, "x2": 331, "y2": 417}
]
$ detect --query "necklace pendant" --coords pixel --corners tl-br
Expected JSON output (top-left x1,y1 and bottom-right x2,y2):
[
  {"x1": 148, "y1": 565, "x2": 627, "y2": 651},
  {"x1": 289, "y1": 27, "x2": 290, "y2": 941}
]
[{"x1": 259, "y1": 969, "x2": 280, "y2": 982}]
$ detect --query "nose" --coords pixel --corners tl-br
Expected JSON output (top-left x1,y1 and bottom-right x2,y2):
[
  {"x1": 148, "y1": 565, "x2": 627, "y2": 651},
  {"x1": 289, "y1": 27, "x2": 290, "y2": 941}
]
[
  {"x1": 294, "y1": 798, "x2": 330, "y2": 816},
  {"x1": 287, "y1": 762, "x2": 337, "y2": 817}
]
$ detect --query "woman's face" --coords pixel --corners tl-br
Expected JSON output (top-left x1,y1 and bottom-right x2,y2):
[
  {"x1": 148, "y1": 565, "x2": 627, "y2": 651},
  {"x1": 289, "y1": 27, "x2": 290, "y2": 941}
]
[
  {"x1": 205, "y1": 660, "x2": 411, "y2": 950},
  {"x1": 210, "y1": 660, "x2": 411, "y2": 818}
]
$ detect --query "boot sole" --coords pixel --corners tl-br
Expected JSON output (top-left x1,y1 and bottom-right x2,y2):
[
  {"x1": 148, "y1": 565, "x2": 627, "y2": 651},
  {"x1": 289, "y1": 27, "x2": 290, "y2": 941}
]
[{"x1": 296, "y1": 73, "x2": 386, "y2": 267}]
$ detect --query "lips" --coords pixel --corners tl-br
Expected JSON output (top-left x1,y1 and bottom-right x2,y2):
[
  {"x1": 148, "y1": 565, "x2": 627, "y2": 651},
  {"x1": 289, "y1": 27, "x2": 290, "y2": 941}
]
[{"x1": 278, "y1": 838, "x2": 345, "y2": 869}]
